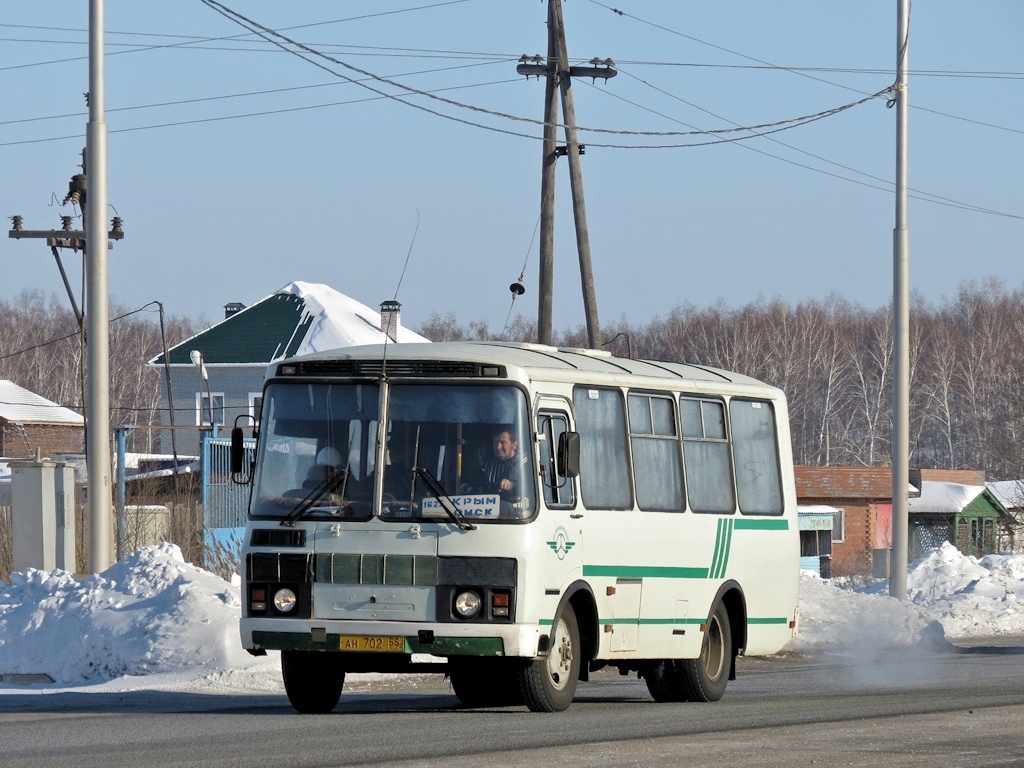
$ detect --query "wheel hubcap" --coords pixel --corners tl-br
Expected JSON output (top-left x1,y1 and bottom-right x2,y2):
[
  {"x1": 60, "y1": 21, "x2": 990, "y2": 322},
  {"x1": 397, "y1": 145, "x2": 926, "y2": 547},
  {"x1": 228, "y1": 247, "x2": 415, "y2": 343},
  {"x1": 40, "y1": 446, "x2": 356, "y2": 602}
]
[
  {"x1": 547, "y1": 617, "x2": 573, "y2": 690},
  {"x1": 702, "y1": 615, "x2": 725, "y2": 681}
]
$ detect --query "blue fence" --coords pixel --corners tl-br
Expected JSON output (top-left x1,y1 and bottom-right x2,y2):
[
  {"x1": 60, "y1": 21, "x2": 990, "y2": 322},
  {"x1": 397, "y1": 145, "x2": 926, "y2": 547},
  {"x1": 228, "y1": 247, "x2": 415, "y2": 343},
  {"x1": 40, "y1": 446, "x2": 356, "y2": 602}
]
[{"x1": 202, "y1": 434, "x2": 256, "y2": 529}]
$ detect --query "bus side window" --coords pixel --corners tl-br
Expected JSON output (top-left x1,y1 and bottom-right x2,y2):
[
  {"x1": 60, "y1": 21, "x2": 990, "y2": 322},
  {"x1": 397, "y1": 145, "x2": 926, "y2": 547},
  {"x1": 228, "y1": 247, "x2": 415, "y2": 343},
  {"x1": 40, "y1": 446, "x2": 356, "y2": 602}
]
[
  {"x1": 538, "y1": 412, "x2": 575, "y2": 508},
  {"x1": 680, "y1": 396, "x2": 736, "y2": 514}
]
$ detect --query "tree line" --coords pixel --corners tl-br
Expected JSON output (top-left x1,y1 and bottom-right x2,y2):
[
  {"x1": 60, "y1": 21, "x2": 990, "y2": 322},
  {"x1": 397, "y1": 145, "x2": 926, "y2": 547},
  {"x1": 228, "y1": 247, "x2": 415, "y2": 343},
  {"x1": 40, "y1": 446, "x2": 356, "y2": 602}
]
[
  {"x1": 422, "y1": 278, "x2": 1024, "y2": 481},
  {"x1": 3, "y1": 280, "x2": 1024, "y2": 480},
  {"x1": 0, "y1": 290, "x2": 200, "y2": 455}
]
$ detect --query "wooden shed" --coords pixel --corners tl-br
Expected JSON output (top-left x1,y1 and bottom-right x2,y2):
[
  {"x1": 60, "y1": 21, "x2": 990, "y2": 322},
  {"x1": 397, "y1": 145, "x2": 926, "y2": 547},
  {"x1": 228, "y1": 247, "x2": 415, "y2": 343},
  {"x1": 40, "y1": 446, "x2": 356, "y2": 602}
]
[{"x1": 908, "y1": 481, "x2": 1013, "y2": 559}]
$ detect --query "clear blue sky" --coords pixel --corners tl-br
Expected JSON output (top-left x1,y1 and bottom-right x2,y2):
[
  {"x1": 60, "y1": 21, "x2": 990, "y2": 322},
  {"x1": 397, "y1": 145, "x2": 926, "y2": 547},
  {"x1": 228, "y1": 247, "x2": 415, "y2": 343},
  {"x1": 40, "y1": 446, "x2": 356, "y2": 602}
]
[{"x1": 2, "y1": 1, "x2": 1021, "y2": 333}]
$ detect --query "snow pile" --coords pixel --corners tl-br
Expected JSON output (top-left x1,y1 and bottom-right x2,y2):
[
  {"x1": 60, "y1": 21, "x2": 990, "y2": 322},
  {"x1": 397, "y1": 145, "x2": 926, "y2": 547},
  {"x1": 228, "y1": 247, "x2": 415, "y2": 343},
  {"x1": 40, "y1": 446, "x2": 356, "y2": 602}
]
[
  {"x1": 0, "y1": 543, "x2": 263, "y2": 684},
  {"x1": 1, "y1": 541, "x2": 1022, "y2": 691},
  {"x1": 787, "y1": 542, "x2": 1024, "y2": 655},
  {"x1": 902, "y1": 542, "x2": 1024, "y2": 638}
]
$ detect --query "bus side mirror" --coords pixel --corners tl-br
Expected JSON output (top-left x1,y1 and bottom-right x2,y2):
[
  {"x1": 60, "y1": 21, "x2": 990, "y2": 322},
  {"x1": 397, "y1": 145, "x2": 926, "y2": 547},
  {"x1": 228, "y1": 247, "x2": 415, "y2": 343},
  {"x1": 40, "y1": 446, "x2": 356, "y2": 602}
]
[
  {"x1": 557, "y1": 431, "x2": 580, "y2": 478},
  {"x1": 230, "y1": 426, "x2": 245, "y2": 475}
]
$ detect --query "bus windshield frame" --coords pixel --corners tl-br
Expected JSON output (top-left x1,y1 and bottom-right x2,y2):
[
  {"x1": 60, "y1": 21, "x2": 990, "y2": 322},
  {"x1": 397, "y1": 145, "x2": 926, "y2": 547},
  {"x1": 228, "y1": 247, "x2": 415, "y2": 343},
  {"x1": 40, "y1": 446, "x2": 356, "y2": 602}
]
[{"x1": 248, "y1": 379, "x2": 537, "y2": 524}]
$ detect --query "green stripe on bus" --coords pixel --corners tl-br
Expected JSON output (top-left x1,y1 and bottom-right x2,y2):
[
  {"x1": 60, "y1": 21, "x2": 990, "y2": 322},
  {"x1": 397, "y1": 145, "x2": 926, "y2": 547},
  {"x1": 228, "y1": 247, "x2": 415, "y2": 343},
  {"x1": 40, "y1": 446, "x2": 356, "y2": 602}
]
[
  {"x1": 582, "y1": 565, "x2": 710, "y2": 579},
  {"x1": 711, "y1": 518, "x2": 735, "y2": 579},
  {"x1": 734, "y1": 518, "x2": 789, "y2": 530},
  {"x1": 596, "y1": 617, "x2": 787, "y2": 626},
  {"x1": 597, "y1": 617, "x2": 706, "y2": 625},
  {"x1": 714, "y1": 519, "x2": 731, "y2": 578}
]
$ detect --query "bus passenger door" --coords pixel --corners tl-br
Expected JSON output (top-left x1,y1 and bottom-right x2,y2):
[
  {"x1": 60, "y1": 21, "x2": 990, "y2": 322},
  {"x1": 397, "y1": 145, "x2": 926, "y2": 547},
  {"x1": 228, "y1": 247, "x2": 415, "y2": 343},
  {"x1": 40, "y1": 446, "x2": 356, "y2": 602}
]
[{"x1": 536, "y1": 406, "x2": 582, "y2": 598}]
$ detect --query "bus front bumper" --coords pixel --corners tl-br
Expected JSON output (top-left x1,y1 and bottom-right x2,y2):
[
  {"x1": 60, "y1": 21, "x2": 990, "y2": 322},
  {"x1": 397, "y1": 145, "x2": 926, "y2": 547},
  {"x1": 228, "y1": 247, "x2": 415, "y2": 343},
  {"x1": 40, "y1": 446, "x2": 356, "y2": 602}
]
[{"x1": 242, "y1": 618, "x2": 547, "y2": 659}]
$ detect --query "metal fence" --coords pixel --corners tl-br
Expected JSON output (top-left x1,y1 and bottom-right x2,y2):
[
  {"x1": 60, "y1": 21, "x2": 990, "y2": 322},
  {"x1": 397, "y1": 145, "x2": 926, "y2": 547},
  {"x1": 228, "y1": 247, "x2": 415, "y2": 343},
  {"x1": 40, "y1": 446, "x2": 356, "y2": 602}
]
[{"x1": 202, "y1": 435, "x2": 256, "y2": 529}]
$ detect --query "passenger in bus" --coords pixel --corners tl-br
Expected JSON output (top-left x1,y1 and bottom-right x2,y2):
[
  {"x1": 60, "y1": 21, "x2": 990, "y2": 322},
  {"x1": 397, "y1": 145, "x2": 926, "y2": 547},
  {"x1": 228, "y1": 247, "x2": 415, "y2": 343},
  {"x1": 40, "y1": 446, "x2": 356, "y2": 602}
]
[{"x1": 286, "y1": 446, "x2": 352, "y2": 511}]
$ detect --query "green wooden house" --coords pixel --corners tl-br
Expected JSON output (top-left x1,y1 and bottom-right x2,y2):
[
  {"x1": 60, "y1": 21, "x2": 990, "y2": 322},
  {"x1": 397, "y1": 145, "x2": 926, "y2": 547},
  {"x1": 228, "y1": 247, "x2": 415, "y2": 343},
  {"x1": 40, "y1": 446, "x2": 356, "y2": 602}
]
[{"x1": 908, "y1": 481, "x2": 1013, "y2": 559}]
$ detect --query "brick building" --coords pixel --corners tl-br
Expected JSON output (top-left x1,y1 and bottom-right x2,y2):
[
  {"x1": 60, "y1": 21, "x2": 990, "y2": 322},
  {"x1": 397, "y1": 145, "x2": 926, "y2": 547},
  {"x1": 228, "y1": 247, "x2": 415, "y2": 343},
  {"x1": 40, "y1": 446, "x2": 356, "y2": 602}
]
[
  {"x1": 0, "y1": 380, "x2": 84, "y2": 459},
  {"x1": 795, "y1": 466, "x2": 997, "y2": 577}
]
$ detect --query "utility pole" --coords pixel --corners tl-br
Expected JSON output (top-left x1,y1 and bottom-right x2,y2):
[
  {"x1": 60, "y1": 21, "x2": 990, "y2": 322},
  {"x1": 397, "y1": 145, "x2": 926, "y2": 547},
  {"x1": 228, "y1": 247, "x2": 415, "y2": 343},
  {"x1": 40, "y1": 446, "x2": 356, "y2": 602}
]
[
  {"x1": 537, "y1": 7, "x2": 558, "y2": 346},
  {"x1": 517, "y1": 0, "x2": 615, "y2": 348},
  {"x1": 889, "y1": 0, "x2": 911, "y2": 600}
]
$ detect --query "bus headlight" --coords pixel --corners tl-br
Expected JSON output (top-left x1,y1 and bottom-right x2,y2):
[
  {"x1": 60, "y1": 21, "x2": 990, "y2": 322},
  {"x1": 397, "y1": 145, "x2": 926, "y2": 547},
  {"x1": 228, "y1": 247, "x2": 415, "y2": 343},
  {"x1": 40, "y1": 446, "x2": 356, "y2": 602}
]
[
  {"x1": 273, "y1": 587, "x2": 298, "y2": 613},
  {"x1": 454, "y1": 590, "x2": 482, "y2": 619}
]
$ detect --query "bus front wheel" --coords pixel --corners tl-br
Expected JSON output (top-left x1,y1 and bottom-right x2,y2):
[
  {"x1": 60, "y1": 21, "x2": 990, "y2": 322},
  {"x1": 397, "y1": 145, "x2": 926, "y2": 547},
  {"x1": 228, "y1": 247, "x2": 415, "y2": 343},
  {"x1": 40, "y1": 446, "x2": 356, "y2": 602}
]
[
  {"x1": 518, "y1": 606, "x2": 581, "y2": 712},
  {"x1": 645, "y1": 602, "x2": 732, "y2": 703},
  {"x1": 281, "y1": 650, "x2": 345, "y2": 714}
]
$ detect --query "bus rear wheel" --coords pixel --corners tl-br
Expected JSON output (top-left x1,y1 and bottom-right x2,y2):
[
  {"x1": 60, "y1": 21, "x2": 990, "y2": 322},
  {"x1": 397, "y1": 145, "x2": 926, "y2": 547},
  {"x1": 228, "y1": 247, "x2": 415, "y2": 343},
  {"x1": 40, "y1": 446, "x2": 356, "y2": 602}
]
[
  {"x1": 281, "y1": 650, "x2": 345, "y2": 714},
  {"x1": 518, "y1": 606, "x2": 581, "y2": 712},
  {"x1": 645, "y1": 602, "x2": 732, "y2": 703},
  {"x1": 449, "y1": 659, "x2": 523, "y2": 708}
]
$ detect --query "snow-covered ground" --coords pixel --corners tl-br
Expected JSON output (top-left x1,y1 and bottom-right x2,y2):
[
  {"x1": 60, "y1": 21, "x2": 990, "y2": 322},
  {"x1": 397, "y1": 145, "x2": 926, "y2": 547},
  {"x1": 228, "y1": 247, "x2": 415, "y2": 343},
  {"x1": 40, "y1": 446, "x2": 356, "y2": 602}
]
[{"x1": 1, "y1": 541, "x2": 1022, "y2": 695}]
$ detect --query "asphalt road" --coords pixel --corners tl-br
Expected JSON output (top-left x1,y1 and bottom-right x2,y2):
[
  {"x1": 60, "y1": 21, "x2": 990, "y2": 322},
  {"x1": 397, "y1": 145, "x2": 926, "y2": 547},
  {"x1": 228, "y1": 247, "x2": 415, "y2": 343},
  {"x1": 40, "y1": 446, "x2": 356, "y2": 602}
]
[{"x1": 2, "y1": 646, "x2": 1024, "y2": 767}]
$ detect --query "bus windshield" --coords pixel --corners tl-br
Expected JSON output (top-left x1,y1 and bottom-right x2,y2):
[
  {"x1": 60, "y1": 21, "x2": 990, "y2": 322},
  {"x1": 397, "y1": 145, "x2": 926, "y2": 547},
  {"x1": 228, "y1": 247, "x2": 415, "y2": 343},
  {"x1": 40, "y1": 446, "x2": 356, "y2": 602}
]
[
  {"x1": 250, "y1": 382, "x2": 380, "y2": 520},
  {"x1": 382, "y1": 383, "x2": 536, "y2": 522},
  {"x1": 249, "y1": 381, "x2": 536, "y2": 522}
]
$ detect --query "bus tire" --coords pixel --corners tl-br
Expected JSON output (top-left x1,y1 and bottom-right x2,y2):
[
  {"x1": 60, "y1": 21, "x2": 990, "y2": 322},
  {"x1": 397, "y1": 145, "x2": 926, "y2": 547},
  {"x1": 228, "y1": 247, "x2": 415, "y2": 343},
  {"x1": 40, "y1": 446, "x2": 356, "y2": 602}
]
[
  {"x1": 644, "y1": 659, "x2": 686, "y2": 702},
  {"x1": 449, "y1": 659, "x2": 523, "y2": 708},
  {"x1": 645, "y1": 602, "x2": 732, "y2": 703},
  {"x1": 518, "y1": 606, "x2": 581, "y2": 712},
  {"x1": 281, "y1": 650, "x2": 345, "y2": 714},
  {"x1": 679, "y1": 601, "x2": 732, "y2": 702}
]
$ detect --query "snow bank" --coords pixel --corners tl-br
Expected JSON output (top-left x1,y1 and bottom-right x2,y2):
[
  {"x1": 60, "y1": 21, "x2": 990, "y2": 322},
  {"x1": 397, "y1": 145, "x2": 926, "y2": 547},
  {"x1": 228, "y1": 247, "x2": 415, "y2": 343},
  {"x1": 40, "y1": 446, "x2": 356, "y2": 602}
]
[
  {"x1": 1, "y1": 541, "x2": 1023, "y2": 691},
  {"x1": 0, "y1": 543, "x2": 260, "y2": 684},
  {"x1": 786, "y1": 542, "x2": 1024, "y2": 655}
]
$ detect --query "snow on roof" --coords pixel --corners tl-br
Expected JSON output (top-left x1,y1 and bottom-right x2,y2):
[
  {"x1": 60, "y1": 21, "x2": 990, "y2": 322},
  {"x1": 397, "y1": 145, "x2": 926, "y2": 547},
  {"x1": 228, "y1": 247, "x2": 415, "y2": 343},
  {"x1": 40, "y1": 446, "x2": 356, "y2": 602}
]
[
  {"x1": 987, "y1": 480, "x2": 1024, "y2": 509},
  {"x1": 279, "y1": 281, "x2": 429, "y2": 355},
  {"x1": 0, "y1": 380, "x2": 84, "y2": 425},
  {"x1": 798, "y1": 504, "x2": 840, "y2": 514},
  {"x1": 150, "y1": 282, "x2": 431, "y2": 366},
  {"x1": 908, "y1": 480, "x2": 986, "y2": 514}
]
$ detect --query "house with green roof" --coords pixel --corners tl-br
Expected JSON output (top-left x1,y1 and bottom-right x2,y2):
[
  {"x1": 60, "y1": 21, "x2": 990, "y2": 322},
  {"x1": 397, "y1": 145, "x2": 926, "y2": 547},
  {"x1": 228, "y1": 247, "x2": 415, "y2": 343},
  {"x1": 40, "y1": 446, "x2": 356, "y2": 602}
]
[
  {"x1": 908, "y1": 480, "x2": 1014, "y2": 559},
  {"x1": 147, "y1": 282, "x2": 429, "y2": 455}
]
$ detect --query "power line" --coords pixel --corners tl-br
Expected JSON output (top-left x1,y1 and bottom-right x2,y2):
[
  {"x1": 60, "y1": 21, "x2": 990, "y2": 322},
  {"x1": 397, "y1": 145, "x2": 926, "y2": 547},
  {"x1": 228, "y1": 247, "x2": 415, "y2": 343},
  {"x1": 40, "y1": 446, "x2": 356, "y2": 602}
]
[
  {"x1": 0, "y1": 78, "x2": 532, "y2": 148},
  {"x1": 596, "y1": 70, "x2": 1022, "y2": 220},
  {"x1": 0, "y1": 0, "x2": 477, "y2": 71},
  {"x1": 0, "y1": 302, "x2": 159, "y2": 362},
  {"x1": 0, "y1": 59, "x2": 514, "y2": 128}
]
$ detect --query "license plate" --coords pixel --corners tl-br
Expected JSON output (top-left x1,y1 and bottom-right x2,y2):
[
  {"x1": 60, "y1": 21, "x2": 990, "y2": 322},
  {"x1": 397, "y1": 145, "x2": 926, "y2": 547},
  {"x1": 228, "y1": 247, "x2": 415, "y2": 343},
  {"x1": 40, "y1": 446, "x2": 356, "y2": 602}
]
[{"x1": 339, "y1": 634, "x2": 405, "y2": 653}]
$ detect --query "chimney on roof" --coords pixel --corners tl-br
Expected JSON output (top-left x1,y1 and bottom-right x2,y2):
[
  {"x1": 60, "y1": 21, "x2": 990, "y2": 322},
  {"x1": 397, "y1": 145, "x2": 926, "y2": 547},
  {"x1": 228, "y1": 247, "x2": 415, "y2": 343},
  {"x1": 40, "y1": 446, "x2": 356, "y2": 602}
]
[
  {"x1": 380, "y1": 300, "x2": 401, "y2": 342},
  {"x1": 224, "y1": 302, "x2": 245, "y2": 319}
]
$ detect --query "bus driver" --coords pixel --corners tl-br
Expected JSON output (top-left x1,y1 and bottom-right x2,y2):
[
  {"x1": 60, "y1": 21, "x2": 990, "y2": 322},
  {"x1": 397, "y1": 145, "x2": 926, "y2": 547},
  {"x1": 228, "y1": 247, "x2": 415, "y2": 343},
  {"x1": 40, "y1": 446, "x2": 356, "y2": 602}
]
[{"x1": 469, "y1": 427, "x2": 526, "y2": 505}]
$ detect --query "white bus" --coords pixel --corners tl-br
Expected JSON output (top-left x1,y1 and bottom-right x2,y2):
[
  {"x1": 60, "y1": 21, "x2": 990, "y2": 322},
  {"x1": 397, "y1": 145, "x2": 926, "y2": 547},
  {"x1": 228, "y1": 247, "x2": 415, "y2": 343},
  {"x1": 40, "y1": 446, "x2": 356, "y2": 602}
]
[{"x1": 232, "y1": 341, "x2": 799, "y2": 713}]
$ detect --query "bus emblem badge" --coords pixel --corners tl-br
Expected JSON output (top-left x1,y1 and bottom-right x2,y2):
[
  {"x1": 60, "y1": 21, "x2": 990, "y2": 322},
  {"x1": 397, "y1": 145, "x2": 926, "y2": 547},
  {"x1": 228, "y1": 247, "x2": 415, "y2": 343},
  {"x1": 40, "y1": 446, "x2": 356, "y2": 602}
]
[{"x1": 547, "y1": 526, "x2": 576, "y2": 560}]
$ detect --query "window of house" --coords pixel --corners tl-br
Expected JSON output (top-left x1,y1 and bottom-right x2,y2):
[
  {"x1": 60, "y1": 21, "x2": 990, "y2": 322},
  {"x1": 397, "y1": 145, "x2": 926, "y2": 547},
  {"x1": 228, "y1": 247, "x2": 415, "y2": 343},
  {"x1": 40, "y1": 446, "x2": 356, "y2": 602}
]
[
  {"x1": 831, "y1": 508, "x2": 846, "y2": 543},
  {"x1": 197, "y1": 392, "x2": 225, "y2": 427},
  {"x1": 801, "y1": 529, "x2": 833, "y2": 557},
  {"x1": 249, "y1": 393, "x2": 263, "y2": 426}
]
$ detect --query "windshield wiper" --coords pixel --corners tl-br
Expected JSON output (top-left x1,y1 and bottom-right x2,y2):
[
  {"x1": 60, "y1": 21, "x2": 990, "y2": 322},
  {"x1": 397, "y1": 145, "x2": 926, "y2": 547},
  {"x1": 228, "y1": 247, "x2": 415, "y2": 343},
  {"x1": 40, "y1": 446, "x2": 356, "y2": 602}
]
[
  {"x1": 414, "y1": 466, "x2": 477, "y2": 531},
  {"x1": 280, "y1": 471, "x2": 349, "y2": 527}
]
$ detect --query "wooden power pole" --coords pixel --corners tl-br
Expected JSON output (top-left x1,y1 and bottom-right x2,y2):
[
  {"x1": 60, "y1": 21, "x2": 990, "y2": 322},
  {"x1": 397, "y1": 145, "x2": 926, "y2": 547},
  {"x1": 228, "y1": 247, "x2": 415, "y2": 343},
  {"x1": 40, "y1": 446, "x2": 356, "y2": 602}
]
[{"x1": 518, "y1": 0, "x2": 615, "y2": 348}]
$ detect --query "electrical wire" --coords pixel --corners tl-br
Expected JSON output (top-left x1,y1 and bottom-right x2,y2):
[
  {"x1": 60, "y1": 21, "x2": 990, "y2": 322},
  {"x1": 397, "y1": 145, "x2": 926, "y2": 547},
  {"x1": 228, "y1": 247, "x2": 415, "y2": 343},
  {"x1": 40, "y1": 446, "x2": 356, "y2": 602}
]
[
  {"x1": 593, "y1": 71, "x2": 1023, "y2": 220},
  {"x1": 0, "y1": 301, "x2": 159, "y2": 362},
  {"x1": 200, "y1": 0, "x2": 892, "y2": 147},
  {"x1": 502, "y1": 214, "x2": 540, "y2": 339},
  {"x1": 0, "y1": 1, "x2": 477, "y2": 72}
]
